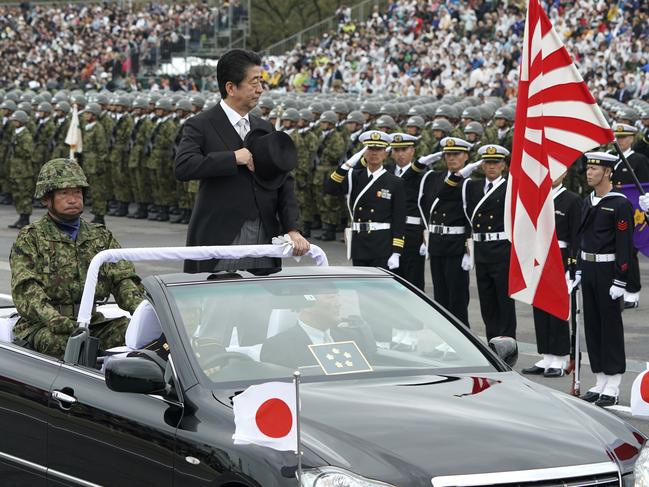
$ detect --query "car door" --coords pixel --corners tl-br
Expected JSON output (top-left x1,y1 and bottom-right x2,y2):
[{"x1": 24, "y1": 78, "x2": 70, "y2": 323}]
[
  {"x1": 46, "y1": 362, "x2": 181, "y2": 487},
  {"x1": 0, "y1": 343, "x2": 61, "y2": 486}
]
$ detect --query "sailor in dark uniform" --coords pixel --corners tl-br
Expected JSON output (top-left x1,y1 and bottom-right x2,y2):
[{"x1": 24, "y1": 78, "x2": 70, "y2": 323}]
[
  {"x1": 440, "y1": 144, "x2": 516, "y2": 340},
  {"x1": 610, "y1": 123, "x2": 649, "y2": 309},
  {"x1": 385, "y1": 133, "x2": 426, "y2": 290},
  {"x1": 416, "y1": 137, "x2": 477, "y2": 326},
  {"x1": 523, "y1": 170, "x2": 582, "y2": 377},
  {"x1": 576, "y1": 152, "x2": 634, "y2": 407},
  {"x1": 325, "y1": 130, "x2": 406, "y2": 269}
]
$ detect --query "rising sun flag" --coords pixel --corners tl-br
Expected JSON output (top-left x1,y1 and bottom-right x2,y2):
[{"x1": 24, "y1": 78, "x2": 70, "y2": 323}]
[{"x1": 505, "y1": 0, "x2": 615, "y2": 320}]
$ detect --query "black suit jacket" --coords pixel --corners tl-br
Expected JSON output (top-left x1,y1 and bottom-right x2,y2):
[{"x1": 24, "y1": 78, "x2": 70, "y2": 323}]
[
  {"x1": 175, "y1": 104, "x2": 299, "y2": 272},
  {"x1": 386, "y1": 164, "x2": 425, "y2": 250}
]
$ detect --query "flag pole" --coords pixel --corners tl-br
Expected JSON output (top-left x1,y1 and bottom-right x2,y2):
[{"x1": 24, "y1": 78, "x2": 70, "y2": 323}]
[
  {"x1": 613, "y1": 140, "x2": 646, "y2": 195},
  {"x1": 572, "y1": 286, "x2": 582, "y2": 396},
  {"x1": 293, "y1": 370, "x2": 302, "y2": 485}
]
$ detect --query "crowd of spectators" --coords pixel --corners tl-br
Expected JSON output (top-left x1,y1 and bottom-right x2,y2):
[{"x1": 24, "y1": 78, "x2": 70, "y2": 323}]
[
  {"x1": 265, "y1": 0, "x2": 649, "y2": 102},
  {"x1": 0, "y1": 1, "x2": 246, "y2": 91}
]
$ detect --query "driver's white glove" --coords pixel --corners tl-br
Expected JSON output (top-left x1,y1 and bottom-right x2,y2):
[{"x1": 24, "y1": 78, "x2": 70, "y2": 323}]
[
  {"x1": 461, "y1": 253, "x2": 473, "y2": 271},
  {"x1": 567, "y1": 273, "x2": 581, "y2": 293},
  {"x1": 609, "y1": 285, "x2": 625, "y2": 300},
  {"x1": 458, "y1": 160, "x2": 483, "y2": 178},
  {"x1": 387, "y1": 253, "x2": 400, "y2": 270},
  {"x1": 419, "y1": 242, "x2": 428, "y2": 257},
  {"x1": 640, "y1": 193, "x2": 649, "y2": 212},
  {"x1": 417, "y1": 151, "x2": 443, "y2": 166},
  {"x1": 341, "y1": 146, "x2": 368, "y2": 170}
]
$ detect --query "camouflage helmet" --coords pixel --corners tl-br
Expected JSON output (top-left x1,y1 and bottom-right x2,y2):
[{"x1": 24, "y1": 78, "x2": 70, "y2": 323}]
[
  {"x1": 34, "y1": 158, "x2": 89, "y2": 199},
  {"x1": 10, "y1": 110, "x2": 29, "y2": 125},
  {"x1": 55, "y1": 101, "x2": 71, "y2": 114},
  {"x1": 281, "y1": 107, "x2": 300, "y2": 122},
  {"x1": 319, "y1": 110, "x2": 338, "y2": 125},
  {"x1": 407, "y1": 106, "x2": 426, "y2": 118},
  {"x1": 431, "y1": 118, "x2": 453, "y2": 134},
  {"x1": 268, "y1": 108, "x2": 279, "y2": 119},
  {"x1": 31, "y1": 95, "x2": 44, "y2": 106},
  {"x1": 376, "y1": 115, "x2": 397, "y2": 130},
  {"x1": 0, "y1": 99, "x2": 17, "y2": 111},
  {"x1": 360, "y1": 101, "x2": 379, "y2": 116},
  {"x1": 155, "y1": 98, "x2": 173, "y2": 111},
  {"x1": 406, "y1": 115, "x2": 425, "y2": 129},
  {"x1": 95, "y1": 93, "x2": 110, "y2": 105},
  {"x1": 617, "y1": 108, "x2": 639, "y2": 124},
  {"x1": 331, "y1": 101, "x2": 349, "y2": 115},
  {"x1": 461, "y1": 107, "x2": 481, "y2": 122},
  {"x1": 435, "y1": 104, "x2": 455, "y2": 120},
  {"x1": 115, "y1": 95, "x2": 131, "y2": 108},
  {"x1": 72, "y1": 94, "x2": 87, "y2": 108},
  {"x1": 308, "y1": 102, "x2": 325, "y2": 115},
  {"x1": 494, "y1": 107, "x2": 514, "y2": 122},
  {"x1": 18, "y1": 101, "x2": 32, "y2": 114},
  {"x1": 379, "y1": 103, "x2": 398, "y2": 118},
  {"x1": 298, "y1": 109, "x2": 314, "y2": 122},
  {"x1": 175, "y1": 99, "x2": 193, "y2": 112},
  {"x1": 464, "y1": 121, "x2": 484, "y2": 137},
  {"x1": 189, "y1": 95, "x2": 205, "y2": 109},
  {"x1": 259, "y1": 98, "x2": 275, "y2": 110},
  {"x1": 37, "y1": 101, "x2": 53, "y2": 114},
  {"x1": 84, "y1": 103, "x2": 102, "y2": 116},
  {"x1": 204, "y1": 99, "x2": 217, "y2": 111},
  {"x1": 132, "y1": 97, "x2": 149, "y2": 110},
  {"x1": 39, "y1": 91, "x2": 53, "y2": 103},
  {"x1": 249, "y1": 106, "x2": 263, "y2": 118},
  {"x1": 19, "y1": 92, "x2": 33, "y2": 103},
  {"x1": 4, "y1": 91, "x2": 20, "y2": 103},
  {"x1": 346, "y1": 110, "x2": 365, "y2": 125}
]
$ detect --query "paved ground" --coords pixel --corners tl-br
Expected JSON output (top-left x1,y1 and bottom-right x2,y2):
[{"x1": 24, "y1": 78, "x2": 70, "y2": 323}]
[{"x1": 0, "y1": 206, "x2": 647, "y2": 434}]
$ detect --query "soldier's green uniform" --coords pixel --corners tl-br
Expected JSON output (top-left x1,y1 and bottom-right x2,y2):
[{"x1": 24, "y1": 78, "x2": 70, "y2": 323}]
[
  {"x1": 147, "y1": 113, "x2": 177, "y2": 220},
  {"x1": 127, "y1": 112, "x2": 154, "y2": 218},
  {"x1": 8, "y1": 123, "x2": 35, "y2": 218},
  {"x1": 483, "y1": 125, "x2": 514, "y2": 152},
  {"x1": 292, "y1": 127, "x2": 318, "y2": 231},
  {"x1": 50, "y1": 116, "x2": 71, "y2": 159},
  {"x1": 82, "y1": 120, "x2": 108, "y2": 217},
  {"x1": 173, "y1": 115, "x2": 193, "y2": 222},
  {"x1": 0, "y1": 115, "x2": 14, "y2": 197},
  {"x1": 109, "y1": 112, "x2": 134, "y2": 213},
  {"x1": 10, "y1": 159, "x2": 144, "y2": 359},
  {"x1": 314, "y1": 124, "x2": 346, "y2": 236},
  {"x1": 33, "y1": 116, "x2": 56, "y2": 172}
]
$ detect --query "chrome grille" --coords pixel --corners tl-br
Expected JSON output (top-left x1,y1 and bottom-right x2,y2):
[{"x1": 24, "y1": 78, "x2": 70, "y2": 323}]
[{"x1": 431, "y1": 462, "x2": 620, "y2": 487}]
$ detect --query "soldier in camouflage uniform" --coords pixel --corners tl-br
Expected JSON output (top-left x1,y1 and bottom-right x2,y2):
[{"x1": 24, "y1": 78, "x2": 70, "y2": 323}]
[
  {"x1": 10, "y1": 158, "x2": 144, "y2": 359},
  {"x1": 50, "y1": 102, "x2": 72, "y2": 159},
  {"x1": 32, "y1": 102, "x2": 56, "y2": 173},
  {"x1": 7, "y1": 111, "x2": 34, "y2": 229},
  {"x1": 81, "y1": 103, "x2": 108, "y2": 224},
  {"x1": 0, "y1": 100, "x2": 17, "y2": 204},
  {"x1": 147, "y1": 98, "x2": 177, "y2": 222},
  {"x1": 127, "y1": 98, "x2": 154, "y2": 220},
  {"x1": 483, "y1": 107, "x2": 515, "y2": 152},
  {"x1": 108, "y1": 96, "x2": 134, "y2": 217},
  {"x1": 344, "y1": 111, "x2": 365, "y2": 158},
  {"x1": 313, "y1": 111, "x2": 346, "y2": 241},
  {"x1": 405, "y1": 115, "x2": 430, "y2": 158},
  {"x1": 293, "y1": 109, "x2": 318, "y2": 237}
]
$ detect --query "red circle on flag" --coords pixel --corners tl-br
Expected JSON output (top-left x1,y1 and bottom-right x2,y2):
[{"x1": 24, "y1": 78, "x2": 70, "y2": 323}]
[
  {"x1": 255, "y1": 398, "x2": 293, "y2": 438},
  {"x1": 641, "y1": 373, "x2": 649, "y2": 403}
]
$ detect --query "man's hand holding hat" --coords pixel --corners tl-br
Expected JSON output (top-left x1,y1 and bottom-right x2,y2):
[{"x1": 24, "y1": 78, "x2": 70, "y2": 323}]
[{"x1": 235, "y1": 148, "x2": 254, "y2": 172}]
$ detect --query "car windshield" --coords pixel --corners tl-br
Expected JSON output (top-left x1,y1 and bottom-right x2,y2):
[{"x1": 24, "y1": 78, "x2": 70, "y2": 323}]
[{"x1": 168, "y1": 276, "x2": 494, "y2": 385}]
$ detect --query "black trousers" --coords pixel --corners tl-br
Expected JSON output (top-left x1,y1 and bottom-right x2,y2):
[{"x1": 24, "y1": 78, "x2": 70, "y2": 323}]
[
  {"x1": 475, "y1": 261, "x2": 517, "y2": 340},
  {"x1": 581, "y1": 261, "x2": 626, "y2": 374},
  {"x1": 626, "y1": 248, "x2": 641, "y2": 294},
  {"x1": 429, "y1": 255, "x2": 469, "y2": 326},
  {"x1": 394, "y1": 224, "x2": 425, "y2": 291},
  {"x1": 532, "y1": 307, "x2": 570, "y2": 355}
]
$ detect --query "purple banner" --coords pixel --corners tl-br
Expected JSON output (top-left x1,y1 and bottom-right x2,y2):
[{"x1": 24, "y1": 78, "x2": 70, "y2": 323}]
[{"x1": 618, "y1": 183, "x2": 649, "y2": 257}]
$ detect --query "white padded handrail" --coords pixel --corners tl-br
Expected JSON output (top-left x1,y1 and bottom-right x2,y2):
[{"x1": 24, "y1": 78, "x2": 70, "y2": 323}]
[{"x1": 77, "y1": 244, "x2": 328, "y2": 326}]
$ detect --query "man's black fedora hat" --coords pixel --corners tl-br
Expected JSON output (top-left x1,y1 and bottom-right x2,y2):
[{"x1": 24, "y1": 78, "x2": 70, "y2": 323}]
[{"x1": 244, "y1": 127, "x2": 298, "y2": 190}]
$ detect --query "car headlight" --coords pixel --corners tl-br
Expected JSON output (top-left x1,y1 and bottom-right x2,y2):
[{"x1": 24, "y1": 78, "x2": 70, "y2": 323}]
[
  {"x1": 301, "y1": 467, "x2": 396, "y2": 487},
  {"x1": 633, "y1": 443, "x2": 649, "y2": 487}
]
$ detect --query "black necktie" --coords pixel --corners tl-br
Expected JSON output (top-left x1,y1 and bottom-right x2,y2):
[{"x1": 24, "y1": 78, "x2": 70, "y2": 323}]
[{"x1": 485, "y1": 182, "x2": 493, "y2": 195}]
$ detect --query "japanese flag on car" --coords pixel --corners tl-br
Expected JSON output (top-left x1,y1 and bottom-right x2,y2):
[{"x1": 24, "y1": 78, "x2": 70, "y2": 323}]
[
  {"x1": 232, "y1": 381, "x2": 297, "y2": 451},
  {"x1": 630, "y1": 364, "x2": 649, "y2": 417}
]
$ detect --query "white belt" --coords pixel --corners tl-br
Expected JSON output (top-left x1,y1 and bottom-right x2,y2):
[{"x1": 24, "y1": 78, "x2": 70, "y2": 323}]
[
  {"x1": 558, "y1": 240, "x2": 568, "y2": 249},
  {"x1": 581, "y1": 251, "x2": 615, "y2": 263},
  {"x1": 428, "y1": 224, "x2": 466, "y2": 235},
  {"x1": 406, "y1": 216, "x2": 421, "y2": 225},
  {"x1": 473, "y1": 231, "x2": 508, "y2": 242},
  {"x1": 352, "y1": 222, "x2": 391, "y2": 232}
]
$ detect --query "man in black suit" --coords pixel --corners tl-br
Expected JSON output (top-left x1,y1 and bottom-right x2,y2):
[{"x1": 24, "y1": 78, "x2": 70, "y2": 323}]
[
  {"x1": 175, "y1": 49, "x2": 309, "y2": 273},
  {"x1": 260, "y1": 290, "x2": 373, "y2": 369}
]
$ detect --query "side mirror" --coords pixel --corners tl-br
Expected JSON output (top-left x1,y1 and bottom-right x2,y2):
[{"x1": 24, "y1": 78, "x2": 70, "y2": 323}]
[
  {"x1": 105, "y1": 357, "x2": 166, "y2": 394},
  {"x1": 488, "y1": 336, "x2": 518, "y2": 367}
]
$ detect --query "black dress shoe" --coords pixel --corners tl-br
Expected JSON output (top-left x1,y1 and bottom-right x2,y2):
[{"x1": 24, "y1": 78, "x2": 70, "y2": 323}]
[
  {"x1": 580, "y1": 391, "x2": 600, "y2": 403},
  {"x1": 521, "y1": 365, "x2": 545, "y2": 375},
  {"x1": 595, "y1": 394, "x2": 618, "y2": 407},
  {"x1": 624, "y1": 300, "x2": 639, "y2": 309},
  {"x1": 544, "y1": 368, "x2": 564, "y2": 378}
]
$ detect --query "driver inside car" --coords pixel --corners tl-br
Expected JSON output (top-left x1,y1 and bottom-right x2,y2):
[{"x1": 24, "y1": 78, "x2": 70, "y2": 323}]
[
  {"x1": 260, "y1": 285, "x2": 375, "y2": 370},
  {"x1": 10, "y1": 158, "x2": 144, "y2": 359}
]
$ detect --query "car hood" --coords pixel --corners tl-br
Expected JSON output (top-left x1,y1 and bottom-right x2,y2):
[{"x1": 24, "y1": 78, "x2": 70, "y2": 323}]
[{"x1": 291, "y1": 372, "x2": 642, "y2": 484}]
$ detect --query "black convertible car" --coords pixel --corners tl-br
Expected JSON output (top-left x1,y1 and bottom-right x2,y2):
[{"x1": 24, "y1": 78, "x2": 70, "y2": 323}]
[{"x1": 0, "y1": 245, "x2": 646, "y2": 486}]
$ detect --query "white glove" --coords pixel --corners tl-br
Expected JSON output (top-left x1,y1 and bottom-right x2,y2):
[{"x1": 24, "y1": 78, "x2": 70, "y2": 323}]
[
  {"x1": 609, "y1": 285, "x2": 625, "y2": 300},
  {"x1": 567, "y1": 273, "x2": 581, "y2": 293},
  {"x1": 458, "y1": 160, "x2": 483, "y2": 178},
  {"x1": 461, "y1": 253, "x2": 473, "y2": 271},
  {"x1": 417, "y1": 151, "x2": 443, "y2": 166},
  {"x1": 341, "y1": 146, "x2": 368, "y2": 170},
  {"x1": 640, "y1": 193, "x2": 649, "y2": 212},
  {"x1": 419, "y1": 242, "x2": 428, "y2": 257},
  {"x1": 387, "y1": 253, "x2": 400, "y2": 270}
]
